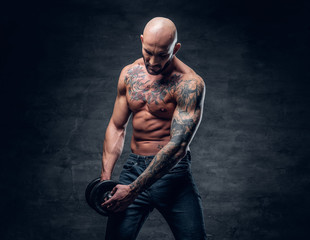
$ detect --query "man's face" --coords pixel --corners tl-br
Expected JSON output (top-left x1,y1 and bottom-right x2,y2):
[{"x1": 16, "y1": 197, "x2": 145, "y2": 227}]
[{"x1": 141, "y1": 36, "x2": 175, "y2": 75}]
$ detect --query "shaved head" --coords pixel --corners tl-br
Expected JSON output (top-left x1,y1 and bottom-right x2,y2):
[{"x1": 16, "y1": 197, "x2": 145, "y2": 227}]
[
  {"x1": 143, "y1": 17, "x2": 178, "y2": 49},
  {"x1": 141, "y1": 17, "x2": 180, "y2": 75}
]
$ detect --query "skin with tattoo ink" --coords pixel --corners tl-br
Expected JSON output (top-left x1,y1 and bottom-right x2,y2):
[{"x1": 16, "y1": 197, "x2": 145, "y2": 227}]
[{"x1": 100, "y1": 17, "x2": 205, "y2": 213}]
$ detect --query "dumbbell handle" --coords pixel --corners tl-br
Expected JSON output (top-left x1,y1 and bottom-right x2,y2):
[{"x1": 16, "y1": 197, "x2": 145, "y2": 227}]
[{"x1": 103, "y1": 191, "x2": 113, "y2": 201}]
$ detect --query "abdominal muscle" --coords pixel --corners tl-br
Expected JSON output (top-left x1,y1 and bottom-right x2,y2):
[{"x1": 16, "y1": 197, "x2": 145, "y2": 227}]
[{"x1": 130, "y1": 110, "x2": 172, "y2": 156}]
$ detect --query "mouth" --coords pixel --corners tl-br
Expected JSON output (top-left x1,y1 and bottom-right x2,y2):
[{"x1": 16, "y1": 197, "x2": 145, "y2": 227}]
[
  {"x1": 148, "y1": 65, "x2": 161, "y2": 71},
  {"x1": 146, "y1": 67, "x2": 161, "y2": 75}
]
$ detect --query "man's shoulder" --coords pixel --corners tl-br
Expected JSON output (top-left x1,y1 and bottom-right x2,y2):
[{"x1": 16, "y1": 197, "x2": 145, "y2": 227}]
[
  {"x1": 175, "y1": 58, "x2": 205, "y2": 88},
  {"x1": 178, "y1": 71, "x2": 205, "y2": 92},
  {"x1": 117, "y1": 59, "x2": 145, "y2": 93},
  {"x1": 173, "y1": 68, "x2": 205, "y2": 105},
  {"x1": 121, "y1": 58, "x2": 144, "y2": 75}
]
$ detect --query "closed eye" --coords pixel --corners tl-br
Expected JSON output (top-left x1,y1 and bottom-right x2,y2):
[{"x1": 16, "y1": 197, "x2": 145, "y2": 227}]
[{"x1": 144, "y1": 49, "x2": 153, "y2": 56}]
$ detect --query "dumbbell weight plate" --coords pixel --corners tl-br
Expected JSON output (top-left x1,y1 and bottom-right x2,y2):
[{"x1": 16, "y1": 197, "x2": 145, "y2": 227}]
[
  {"x1": 85, "y1": 177, "x2": 101, "y2": 209},
  {"x1": 90, "y1": 180, "x2": 119, "y2": 216}
]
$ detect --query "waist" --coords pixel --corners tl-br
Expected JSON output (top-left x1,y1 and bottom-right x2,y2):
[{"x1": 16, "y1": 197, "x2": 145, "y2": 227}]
[
  {"x1": 128, "y1": 151, "x2": 191, "y2": 167},
  {"x1": 131, "y1": 138, "x2": 170, "y2": 156}
]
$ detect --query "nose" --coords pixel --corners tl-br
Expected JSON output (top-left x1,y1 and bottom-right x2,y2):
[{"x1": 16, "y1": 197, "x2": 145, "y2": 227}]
[{"x1": 149, "y1": 56, "x2": 160, "y2": 66}]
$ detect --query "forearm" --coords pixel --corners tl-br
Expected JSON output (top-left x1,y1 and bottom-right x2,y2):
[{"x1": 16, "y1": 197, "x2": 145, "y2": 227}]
[
  {"x1": 101, "y1": 121, "x2": 126, "y2": 180},
  {"x1": 129, "y1": 141, "x2": 186, "y2": 194},
  {"x1": 128, "y1": 77, "x2": 204, "y2": 193}
]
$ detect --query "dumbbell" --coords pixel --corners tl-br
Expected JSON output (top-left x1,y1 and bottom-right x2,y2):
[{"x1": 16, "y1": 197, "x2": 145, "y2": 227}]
[{"x1": 85, "y1": 177, "x2": 119, "y2": 216}]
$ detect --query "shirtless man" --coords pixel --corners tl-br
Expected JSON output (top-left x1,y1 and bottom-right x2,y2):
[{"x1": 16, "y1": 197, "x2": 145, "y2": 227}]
[{"x1": 100, "y1": 17, "x2": 207, "y2": 240}]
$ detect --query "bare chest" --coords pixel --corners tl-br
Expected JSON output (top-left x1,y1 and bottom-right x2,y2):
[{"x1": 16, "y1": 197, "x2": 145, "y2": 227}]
[
  {"x1": 124, "y1": 66, "x2": 181, "y2": 119},
  {"x1": 126, "y1": 82, "x2": 175, "y2": 118}
]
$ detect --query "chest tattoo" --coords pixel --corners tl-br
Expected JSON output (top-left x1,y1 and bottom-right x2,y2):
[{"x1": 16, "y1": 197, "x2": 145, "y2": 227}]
[{"x1": 124, "y1": 65, "x2": 182, "y2": 104}]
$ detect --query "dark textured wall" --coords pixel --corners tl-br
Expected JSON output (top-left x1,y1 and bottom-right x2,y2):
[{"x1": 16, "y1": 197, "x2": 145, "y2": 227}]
[{"x1": 1, "y1": 0, "x2": 309, "y2": 239}]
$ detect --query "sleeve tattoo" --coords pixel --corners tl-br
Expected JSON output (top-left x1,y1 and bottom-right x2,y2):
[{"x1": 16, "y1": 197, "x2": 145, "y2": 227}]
[{"x1": 129, "y1": 78, "x2": 205, "y2": 194}]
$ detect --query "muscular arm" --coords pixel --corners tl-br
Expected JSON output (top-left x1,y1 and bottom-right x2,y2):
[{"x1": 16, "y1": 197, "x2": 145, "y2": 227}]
[
  {"x1": 101, "y1": 67, "x2": 131, "y2": 180},
  {"x1": 129, "y1": 77, "x2": 205, "y2": 193}
]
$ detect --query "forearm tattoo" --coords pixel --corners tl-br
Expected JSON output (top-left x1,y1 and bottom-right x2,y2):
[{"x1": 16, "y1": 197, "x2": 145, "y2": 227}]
[{"x1": 129, "y1": 78, "x2": 205, "y2": 194}]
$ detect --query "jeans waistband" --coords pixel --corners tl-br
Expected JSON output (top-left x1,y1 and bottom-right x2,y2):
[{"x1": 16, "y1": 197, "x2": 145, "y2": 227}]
[
  {"x1": 128, "y1": 153, "x2": 155, "y2": 165},
  {"x1": 128, "y1": 151, "x2": 191, "y2": 166},
  {"x1": 129, "y1": 153, "x2": 155, "y2": 160}
]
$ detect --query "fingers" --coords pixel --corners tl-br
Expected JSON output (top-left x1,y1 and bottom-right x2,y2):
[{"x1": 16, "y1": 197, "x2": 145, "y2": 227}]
[
  {"x1": 101, "y1": 197, "x2": 121, "y2": 212},
  {"x1": 101, "y1": 199, "x2": 110, "y2": 207},
  {"x1": 110, "y1": 185, "x2": 118, "y2": 195},
  {"x1": 101, "y1": 185, "x2": 119, "y2": 207},
  {"x1": 101, "y1": 195, "x2": 115, "y2": 207},
  {"x1": 100, "y1": 184, "x2": 133, "y2": 213}
]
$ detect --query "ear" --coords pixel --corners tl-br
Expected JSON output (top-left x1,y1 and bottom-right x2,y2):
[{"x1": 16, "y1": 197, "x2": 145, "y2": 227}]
[
  {"x1": 173, "y1": 43, "x2": 181, "y2": 55},
  {"x1": 140, "y1": 34, "x2": 144, "y2": 43}
]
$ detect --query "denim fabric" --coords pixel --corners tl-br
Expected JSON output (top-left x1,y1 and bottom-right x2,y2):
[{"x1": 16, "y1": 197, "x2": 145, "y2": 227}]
[{"x1": 105, "y1": 152, "x2": 207, "y2": 240}]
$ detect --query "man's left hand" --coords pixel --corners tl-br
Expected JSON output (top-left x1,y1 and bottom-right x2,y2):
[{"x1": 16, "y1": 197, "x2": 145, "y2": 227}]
[{"x1": 101, "y1": 184, "x2": 138, "y2": 212}]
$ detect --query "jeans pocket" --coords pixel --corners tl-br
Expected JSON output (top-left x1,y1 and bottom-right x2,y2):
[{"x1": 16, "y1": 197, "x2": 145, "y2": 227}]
[
  {"x1": 169, "y1": 161, "x2": 189, "y2": 174},
  {"x1": 123, "y1": 160, "x2": 137, "y2": 170}
]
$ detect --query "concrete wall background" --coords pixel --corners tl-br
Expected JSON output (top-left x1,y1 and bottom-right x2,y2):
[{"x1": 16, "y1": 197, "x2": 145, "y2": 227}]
[{"x1": 1, "y1": 0, "x2": 309, "y2": 239}]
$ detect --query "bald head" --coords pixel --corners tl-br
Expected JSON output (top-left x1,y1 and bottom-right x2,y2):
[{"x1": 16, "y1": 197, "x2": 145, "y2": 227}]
[
  {"x1": 141, "y1": 17, "x2": 181, "y2": 75},
  {"x1": 142, "y1": 17, "x2": 178, "y2": 50}
]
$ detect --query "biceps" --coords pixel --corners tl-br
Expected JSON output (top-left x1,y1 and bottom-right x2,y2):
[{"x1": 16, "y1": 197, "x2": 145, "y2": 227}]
[
  {"x1": 170, "y1": 107, "x2": 202, "y2": 146},
  {"x1": 111, "y1": 95, "x2": 131, "y2": 129}
]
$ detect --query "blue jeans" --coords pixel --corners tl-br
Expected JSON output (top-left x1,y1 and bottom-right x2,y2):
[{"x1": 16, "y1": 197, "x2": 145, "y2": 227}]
[{"x1": 105, "y1": 152, "x2": 207, "y2": 240}]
